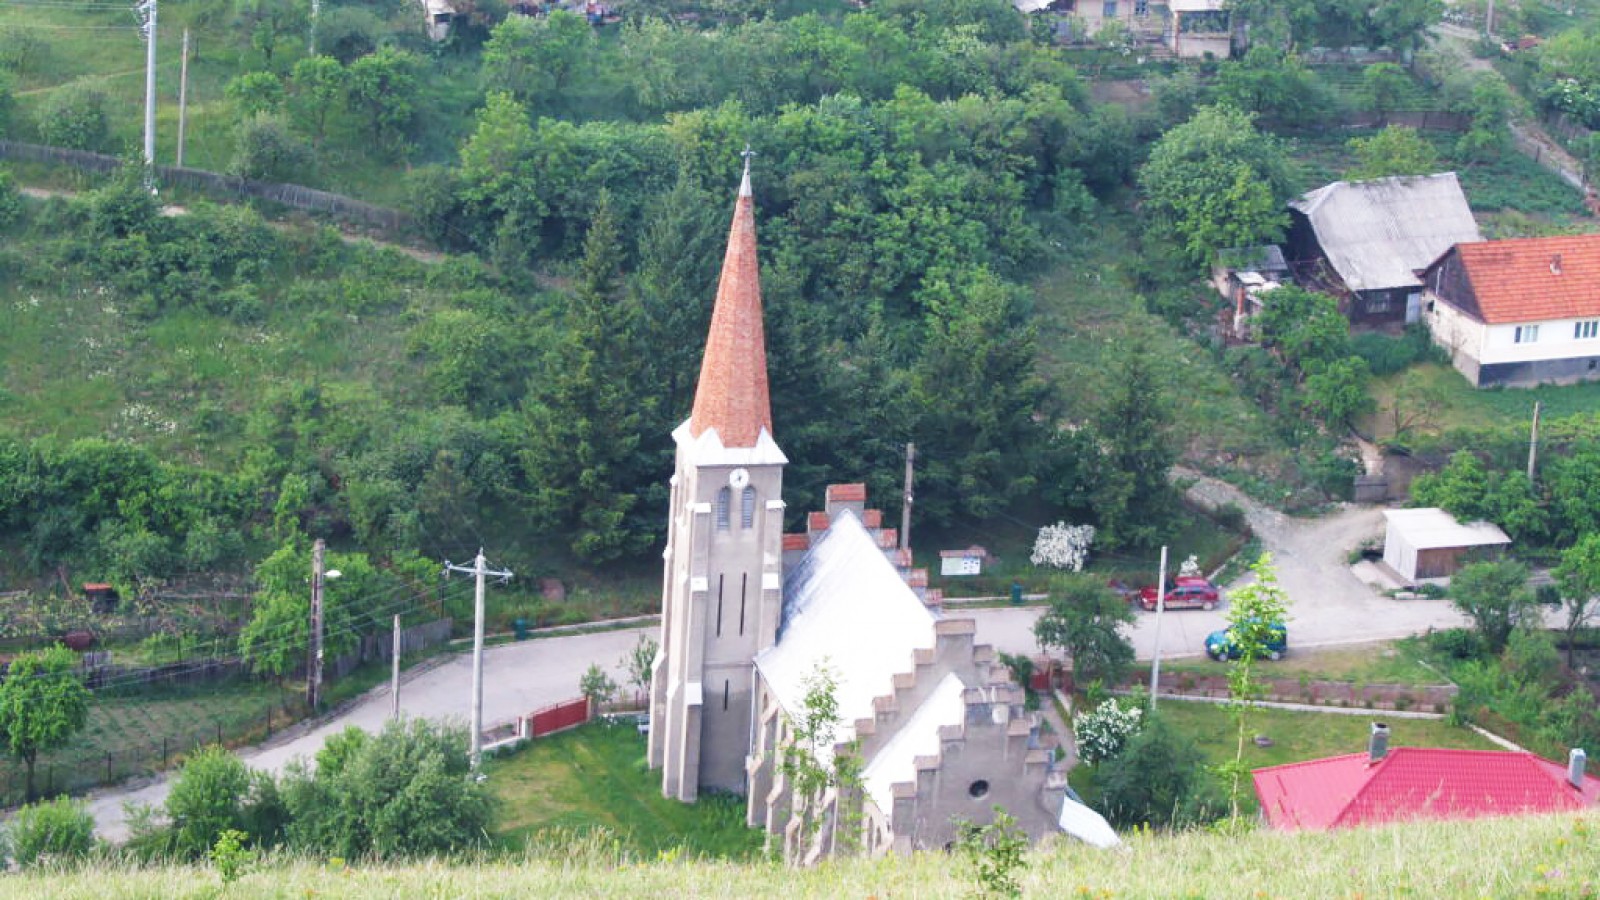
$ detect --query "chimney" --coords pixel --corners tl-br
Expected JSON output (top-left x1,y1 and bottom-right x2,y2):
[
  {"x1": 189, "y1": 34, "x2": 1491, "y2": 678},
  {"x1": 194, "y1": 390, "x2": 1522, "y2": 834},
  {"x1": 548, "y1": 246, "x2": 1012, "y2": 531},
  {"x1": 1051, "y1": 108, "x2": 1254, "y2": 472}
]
[
  {"x1": 1570, "y1": 748, "x2": 1588, "y2": 789},
  {"x1": 1368, "y1": 722, "x2": 1390, "y2": 763},
  {"x1": 1552, "y1": 254, "x2": 1564, "y2": 275}
]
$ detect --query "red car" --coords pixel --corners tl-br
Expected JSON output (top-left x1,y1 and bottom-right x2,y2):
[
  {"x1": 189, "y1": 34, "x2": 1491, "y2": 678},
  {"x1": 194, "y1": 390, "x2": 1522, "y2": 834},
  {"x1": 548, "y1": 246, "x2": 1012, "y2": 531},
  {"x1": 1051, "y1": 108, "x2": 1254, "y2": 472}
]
[{"x1": 1139, "y1": 577, "x2": 1221, "y2": 611}]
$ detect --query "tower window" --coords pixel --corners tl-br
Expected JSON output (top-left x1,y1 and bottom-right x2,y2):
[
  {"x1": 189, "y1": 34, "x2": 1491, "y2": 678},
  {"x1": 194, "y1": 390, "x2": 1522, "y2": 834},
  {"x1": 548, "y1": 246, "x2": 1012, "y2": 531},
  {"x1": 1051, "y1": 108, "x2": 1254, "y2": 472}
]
[
  {"x1": 739, "y1": 574, "x2": 748, "y2": 636},
  {"x1": 968, "y1": 780, "x2": 990, "y2": 799},
  {"x1": 716, "y1": 486, "x2": 731, "y2": 530},
  {"x1": 723, "y1": 679, "x2": 730, "y2": 710},
  {"x1": 741, "y1": 486, "x2": 756, "y2": 528}
]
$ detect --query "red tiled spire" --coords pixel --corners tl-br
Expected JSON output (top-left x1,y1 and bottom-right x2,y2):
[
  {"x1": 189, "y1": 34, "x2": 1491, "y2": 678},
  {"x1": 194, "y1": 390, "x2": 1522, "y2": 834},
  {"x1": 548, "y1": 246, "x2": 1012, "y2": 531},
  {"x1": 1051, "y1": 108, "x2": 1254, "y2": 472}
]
[{"x1": 689, "y1": 153, "x2": 772, "y2": 448}]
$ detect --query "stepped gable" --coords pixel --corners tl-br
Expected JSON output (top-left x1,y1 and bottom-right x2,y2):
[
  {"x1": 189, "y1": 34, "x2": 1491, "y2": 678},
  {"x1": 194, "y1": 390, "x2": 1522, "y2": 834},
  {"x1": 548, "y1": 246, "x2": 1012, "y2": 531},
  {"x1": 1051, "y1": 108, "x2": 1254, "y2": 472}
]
[
  {"x1": 688, "y1": 158, "x2": 772, "y2": 449},
  {"x1": 862, "y1": 673, "x2": 967, "y2": 813},
  {"x1": 755, "y1": 508, "x2": 936, "y2": 761}
]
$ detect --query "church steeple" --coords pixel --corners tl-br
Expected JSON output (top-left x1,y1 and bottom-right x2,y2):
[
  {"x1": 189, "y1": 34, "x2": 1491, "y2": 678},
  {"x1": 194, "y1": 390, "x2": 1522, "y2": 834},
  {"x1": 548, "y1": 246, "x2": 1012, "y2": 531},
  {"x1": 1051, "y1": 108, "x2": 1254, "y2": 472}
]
[{"x1": 689, "y1": 150, "x2": 772, "y2": 449}]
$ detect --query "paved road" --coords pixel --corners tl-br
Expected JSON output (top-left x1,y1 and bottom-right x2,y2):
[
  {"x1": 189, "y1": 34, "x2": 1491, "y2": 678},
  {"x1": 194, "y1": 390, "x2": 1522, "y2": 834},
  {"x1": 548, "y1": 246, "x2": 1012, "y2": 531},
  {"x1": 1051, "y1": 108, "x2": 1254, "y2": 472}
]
[
  {"x1": 84, "y1": 627, "x2": 650, "y2": 841},
  {"x1": 966, "y1": 472, "x2": 1472, "y2": 662}
]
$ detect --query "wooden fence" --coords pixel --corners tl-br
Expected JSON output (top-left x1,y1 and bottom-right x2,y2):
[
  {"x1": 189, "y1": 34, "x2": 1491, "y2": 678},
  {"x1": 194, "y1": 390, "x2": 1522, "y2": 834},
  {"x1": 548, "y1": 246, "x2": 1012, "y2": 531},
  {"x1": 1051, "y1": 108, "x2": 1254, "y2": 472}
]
[
  {"x1": 327, "y1": 617, "x2": 453, "y2": 680},
  {"x1": 0, "y1": 140, "x2": 413, "y2": 231}
]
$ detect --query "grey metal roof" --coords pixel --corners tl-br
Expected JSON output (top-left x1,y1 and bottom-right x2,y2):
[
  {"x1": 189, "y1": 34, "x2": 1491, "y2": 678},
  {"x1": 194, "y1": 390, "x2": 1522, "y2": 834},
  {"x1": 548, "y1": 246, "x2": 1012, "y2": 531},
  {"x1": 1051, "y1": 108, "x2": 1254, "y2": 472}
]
[{"x1": 1291, "y1": 173, "x2": 1482, "y2": 293}]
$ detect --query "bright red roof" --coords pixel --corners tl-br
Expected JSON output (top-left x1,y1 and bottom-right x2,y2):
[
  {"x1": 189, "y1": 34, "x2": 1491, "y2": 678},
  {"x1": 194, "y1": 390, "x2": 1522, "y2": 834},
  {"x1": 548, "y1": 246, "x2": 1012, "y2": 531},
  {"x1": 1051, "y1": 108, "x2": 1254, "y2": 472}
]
[
  {"x1": 1253, "y1": 747, "x2": 1600, "y2": 831},
  {"x1": 1452, "y1": 234, "x2": 1600, "y2": 324},
  {"x1": 689, "y1": 161, "x2": 773, "y2": 448}
]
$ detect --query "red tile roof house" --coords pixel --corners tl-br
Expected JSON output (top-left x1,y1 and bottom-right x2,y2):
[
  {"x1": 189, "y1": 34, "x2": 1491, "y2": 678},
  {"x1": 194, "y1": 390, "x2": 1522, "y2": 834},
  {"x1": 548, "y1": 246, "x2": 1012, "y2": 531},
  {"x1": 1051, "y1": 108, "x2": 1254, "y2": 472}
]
[
  {"x1": 1419, "y1": 234, "x2": 1600, "y2": 387},
  {"x1": 1253, "y1": 725, "x2": 1599, "y2": 831}
]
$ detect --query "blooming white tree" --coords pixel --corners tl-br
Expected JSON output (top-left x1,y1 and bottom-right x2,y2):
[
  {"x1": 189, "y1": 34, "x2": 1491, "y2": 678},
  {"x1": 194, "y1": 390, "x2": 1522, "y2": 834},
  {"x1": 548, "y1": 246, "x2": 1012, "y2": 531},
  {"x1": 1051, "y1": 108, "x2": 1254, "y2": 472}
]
[
  {"x1": 1072, "y1": 699, "x2": 1143, "y2": 765},
  {"x1": 1179, "y1": 554, "x2": 1202, "y2": 579},
  {"x1": 1030, "y1": 522, "x2": 1097, "y2": 572}
]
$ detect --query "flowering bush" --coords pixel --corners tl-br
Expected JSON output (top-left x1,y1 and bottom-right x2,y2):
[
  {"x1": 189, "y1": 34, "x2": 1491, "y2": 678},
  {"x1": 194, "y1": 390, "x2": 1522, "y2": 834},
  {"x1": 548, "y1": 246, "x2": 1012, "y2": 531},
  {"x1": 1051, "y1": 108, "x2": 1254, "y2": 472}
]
[
  {"x1": 1030, "y1": 522, "x2": 1096, "y2": 572},
  {"x1": 1179, "y1": 554, "x2": 1202, "y2": 579},
  {"x1": 1072, "y1": 698, "x2": 1143, "y2": 765}
]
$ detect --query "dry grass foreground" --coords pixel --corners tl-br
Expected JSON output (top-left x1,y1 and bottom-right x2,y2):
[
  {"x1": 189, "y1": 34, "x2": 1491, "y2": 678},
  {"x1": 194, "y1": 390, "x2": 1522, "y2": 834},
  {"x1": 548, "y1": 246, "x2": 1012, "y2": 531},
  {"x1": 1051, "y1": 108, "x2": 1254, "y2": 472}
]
[{"x1": 9, "y1": 811, "x2": 1597, "y2": 898}]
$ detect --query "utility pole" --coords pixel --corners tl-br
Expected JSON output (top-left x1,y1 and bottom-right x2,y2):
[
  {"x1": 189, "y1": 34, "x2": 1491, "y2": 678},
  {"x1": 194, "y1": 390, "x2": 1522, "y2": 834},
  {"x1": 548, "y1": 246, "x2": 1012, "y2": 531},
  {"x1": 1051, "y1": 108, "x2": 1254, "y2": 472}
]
[
  {"x1": 140, "y1": 0, "x2": 157, "y2": 176},
  {"x1": 309, "y1": 0, "x2": 320, "y2": 55},
  {"x1": 445, "y1": 550, "x2": 513, "y2": 768},
  {"x1": 176, "y1": 28, "x2": 190, "y2": 168},
  {"x1": 900, "y1": 442, "x2": 915, "y2": 554},
  {"x1": 391, "y1": 614, "x2": 401, "y2": 721},
  {"x1": 1148, "y1": 545, "x2": 1169, "y2": 710},
  {"x1": 1486, "y1": 0, "x2": 1496, "y2": 39},
  {"x1": 307, "y1": 538, "x2": 325, "y2": 712},
  {"x1": 1527, "y1": 400, "x2": 1542, "y2": 483}
]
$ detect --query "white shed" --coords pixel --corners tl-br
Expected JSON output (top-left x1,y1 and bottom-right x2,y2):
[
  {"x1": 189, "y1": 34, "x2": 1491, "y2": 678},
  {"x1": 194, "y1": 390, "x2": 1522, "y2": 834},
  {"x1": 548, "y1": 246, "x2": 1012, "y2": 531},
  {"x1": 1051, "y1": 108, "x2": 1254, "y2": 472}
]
[{"x1": 1381, "y1": 508, "x2": 1511, "y2": 585}]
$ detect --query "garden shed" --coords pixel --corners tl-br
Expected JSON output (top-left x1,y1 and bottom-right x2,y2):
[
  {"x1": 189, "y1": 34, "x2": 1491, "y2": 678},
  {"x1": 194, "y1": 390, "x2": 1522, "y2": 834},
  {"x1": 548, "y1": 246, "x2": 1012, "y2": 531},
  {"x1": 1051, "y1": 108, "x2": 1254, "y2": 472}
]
[{"x1": 1381, "y1": 508, "x2": 1510, "y2": 585}]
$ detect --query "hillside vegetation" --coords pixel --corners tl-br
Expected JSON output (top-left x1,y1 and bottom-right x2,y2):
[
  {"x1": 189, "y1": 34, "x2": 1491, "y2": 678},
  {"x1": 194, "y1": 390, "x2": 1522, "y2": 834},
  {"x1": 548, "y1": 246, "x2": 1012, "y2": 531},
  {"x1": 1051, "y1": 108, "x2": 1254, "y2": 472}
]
[{"x1": 10, "y1": 811, "x2": 1596, "y2": 898}]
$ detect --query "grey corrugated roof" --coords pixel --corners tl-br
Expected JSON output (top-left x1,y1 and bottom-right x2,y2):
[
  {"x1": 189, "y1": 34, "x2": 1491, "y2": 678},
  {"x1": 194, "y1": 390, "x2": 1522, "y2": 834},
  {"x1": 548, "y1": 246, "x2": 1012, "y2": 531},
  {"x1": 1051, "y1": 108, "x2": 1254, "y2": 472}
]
[{"x1": 1291, "y1": 173, "x2": 1481, "y2": 293}]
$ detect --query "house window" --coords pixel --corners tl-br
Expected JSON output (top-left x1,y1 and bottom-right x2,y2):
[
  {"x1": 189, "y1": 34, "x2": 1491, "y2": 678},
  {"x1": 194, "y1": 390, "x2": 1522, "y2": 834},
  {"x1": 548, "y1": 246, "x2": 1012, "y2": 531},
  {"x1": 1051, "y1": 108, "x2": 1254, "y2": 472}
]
[
  {"x1": 1367, "y1": 296, "x2": 1391, "y2": 314},
  {"x1": 740, "y1": 486, "x2": 756, "y2": 528},
  {"x1": 716, "y1": 487, "x2": 731, "y2": 530},
  {"x1": 1515, "y1": 325, "x2": 1540, "y2": 344},
  {"x1": 1103, "y1": 1, "x2": 1117, "y2": 18},
  {"x1": 1134, "y1": 0, "x2": 1147, "y2": 16},
  {"x1": 1577, "y1": 320, "x2": 1599, "y2": 340}
]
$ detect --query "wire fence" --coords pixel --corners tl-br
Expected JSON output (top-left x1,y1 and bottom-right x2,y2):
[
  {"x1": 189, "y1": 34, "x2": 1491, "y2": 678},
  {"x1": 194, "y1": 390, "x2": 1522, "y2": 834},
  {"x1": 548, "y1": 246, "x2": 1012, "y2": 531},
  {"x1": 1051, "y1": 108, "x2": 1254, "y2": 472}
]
[{"x1": 0, "y1": 139, "x2": 413, "y2": 231}]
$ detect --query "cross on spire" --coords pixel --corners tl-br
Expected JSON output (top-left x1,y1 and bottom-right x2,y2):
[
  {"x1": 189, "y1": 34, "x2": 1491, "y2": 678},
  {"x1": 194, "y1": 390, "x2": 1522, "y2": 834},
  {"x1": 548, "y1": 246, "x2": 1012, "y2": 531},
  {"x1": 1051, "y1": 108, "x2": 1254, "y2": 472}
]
[{"x1": 739, "y1": 144, "x2": 756, "y2": 196}]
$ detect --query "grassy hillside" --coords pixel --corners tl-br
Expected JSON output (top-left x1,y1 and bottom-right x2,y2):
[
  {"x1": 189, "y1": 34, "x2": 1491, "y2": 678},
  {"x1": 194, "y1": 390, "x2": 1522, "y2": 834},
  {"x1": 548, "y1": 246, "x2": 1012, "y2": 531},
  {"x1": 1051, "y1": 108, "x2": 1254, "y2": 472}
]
[{"x1": 13, "y1": 811, "x2": 1597, "y2": 898}]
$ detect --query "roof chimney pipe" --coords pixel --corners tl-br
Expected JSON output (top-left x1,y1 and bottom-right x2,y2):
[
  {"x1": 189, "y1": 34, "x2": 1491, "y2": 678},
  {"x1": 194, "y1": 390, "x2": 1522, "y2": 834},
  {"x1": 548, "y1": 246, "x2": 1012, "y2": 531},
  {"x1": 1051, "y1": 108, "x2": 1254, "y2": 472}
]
[
  {"x1": 1552, "y1": 254, "x2": 1564, "y2": 275},
  {"x1": 1369, "y1": 722, "x2": 1390, "y2": 763},
  {"x1": 1571, "y1": 748, "x2": 1588, "y2": 789}
]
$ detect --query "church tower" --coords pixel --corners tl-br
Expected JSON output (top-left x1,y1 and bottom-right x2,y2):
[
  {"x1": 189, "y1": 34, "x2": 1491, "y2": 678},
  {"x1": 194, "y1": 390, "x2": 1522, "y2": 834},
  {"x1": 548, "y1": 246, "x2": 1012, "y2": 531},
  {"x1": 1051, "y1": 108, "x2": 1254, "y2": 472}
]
[{"x1": 649, "y1": 156, "x2": 787, "y2": 802}]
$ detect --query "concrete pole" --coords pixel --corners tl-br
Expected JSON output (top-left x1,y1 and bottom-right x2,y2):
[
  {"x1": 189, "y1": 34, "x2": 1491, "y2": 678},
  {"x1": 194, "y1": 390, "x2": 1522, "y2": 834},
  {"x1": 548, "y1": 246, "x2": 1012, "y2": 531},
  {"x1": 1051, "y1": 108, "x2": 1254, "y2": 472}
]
[
  {"x1": 176, "y1": 28, "x2": 189, "y2": 168},
  {"x1": 470, "y1": 549, "x2": 486, "y2": 767},
  {"x1": 391, "y1": 614, "x2": 401, "y2": 721},
  {"x1": 1527, "y1": 400, "x2": 1542, "y2": 483},
  {"x1": 1486, "y1": 0, "x2": 1496, "y2": 38},
  {"x1": 308, "y1": 538, "x2": 325, "y2": 711},
  {"x1": 1148, "y1": 545, "x2": 1169, "y2": 710},
  {"x1": 899, "y1": 442, "x2": 915, "y2": 554},
  {"x1": 142, "y1": 0, "x2": 157, "y2": 172}
]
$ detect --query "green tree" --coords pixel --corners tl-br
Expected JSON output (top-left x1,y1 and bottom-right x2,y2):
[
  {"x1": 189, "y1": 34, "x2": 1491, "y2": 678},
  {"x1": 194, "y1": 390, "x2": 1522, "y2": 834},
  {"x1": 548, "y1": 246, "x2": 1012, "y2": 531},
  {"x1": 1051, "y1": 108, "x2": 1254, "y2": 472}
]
[
  {"x1": 1032, "y1": 573, "x2": 1135, "y2": 687},
  {"x1": 4, "y1": 796, "x2": 96, "y2": 867},
  {"x1": 1138, "y1": 105, "x2": 1292, "y2": 267},
  {"x1": 1092, "y1": 345, "x2": 1176, "y2": 549},
  {"x1": 226, "y1": 71, "x2": 286, "y2": 119},
  {"x1": 0, "y1": 645, "x2": 91, "y2": 800},
  {"x1": 166, "y1": 745, "x2": 251, "y2": 859},
  {"x1": 37, "y1": 84, "x2": 108, "y2": 151},
  {"x1": 1360, "y1": 63, "x2": 1411, "y2": 123},
  {"x1": 344, "y1": 47, "x2": 418, "y2": 154},
  {"x1": 1254, "y1": 286, "x2": 1348, "y2": 371},
  {"x1": 1451, "y1": 560, "x2": 1536, "y2": 655},
  {"x1": 953, "y1": 807, "x2": 1029, "y2": 899},
  {"x1": 481, "y1": 11, "x2": 595, "y2": 108},
  {"x1": 1456, "y1": 72, "x2": 1517, "y2": 163},
  {"x1": 779, "y1": 662, "x2": 862, "y2": 861},
  {"x1": 1302, "y1": 356, "x2": 1374, "y2": 428},
  {"x1": 1410, "y1": 452, "x2": 1547, "y2": 543},
  {"x1": 1096, "y1": 712, "x2": 1223, "y2": 829},
  {"x1": 1545, "y1": 449, "x2": 1600, "y2": 542},
  {"x1": 518, "y1": 192, "x2": 660, "y2": 563},
  {"x1": 1219, "y1": 554, "x2": 1290, "y2": 821},
  {"x1": 233, "y1": 0, "x2": 307, "y2": 66},
  {"x1": 621, "y1": 633, "x2": 658, "y2": 707},
  {"x1": 1553, "y1": 535, "x2": 1600, "y2": 667},
  {"x1": 230, "y1": 114, "x2": 313, "y2": 182},
  {"x1": 578, "y1": 663, "x2": 617, "y2": 710},
  {"x1": 289, "y1": 55, "x2": 345, "y2": 146},
  {"x1": 1215, "y1": 47, "x2": 1326, "y2": 127},
  {"x1": 1346, "y1": 125, "x2": 1441, "y2": 180}
]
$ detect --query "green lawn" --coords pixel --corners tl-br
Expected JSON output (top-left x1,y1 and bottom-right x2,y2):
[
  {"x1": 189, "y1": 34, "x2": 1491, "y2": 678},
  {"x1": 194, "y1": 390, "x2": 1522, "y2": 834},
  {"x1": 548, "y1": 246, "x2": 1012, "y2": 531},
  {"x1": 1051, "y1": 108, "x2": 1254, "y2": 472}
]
[
  {"x1": 1073, "y1": 699, "x2": 1501, "y2": 816},
  {"x1": 486, "y1": 723, "x2": 766, "y2": 861},
  {"x1": 1158, "y1": 639, "x2": 1445, "y2": 686},
  {"x1": 1362, "y1": 361, "x2": 1600, "y2": 444}
]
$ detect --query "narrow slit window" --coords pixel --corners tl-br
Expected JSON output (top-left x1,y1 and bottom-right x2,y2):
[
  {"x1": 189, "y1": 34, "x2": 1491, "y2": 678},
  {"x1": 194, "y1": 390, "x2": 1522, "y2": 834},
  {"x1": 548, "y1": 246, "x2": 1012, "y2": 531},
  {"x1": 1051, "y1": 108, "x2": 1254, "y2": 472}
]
[
  {"x1": 739, "y1": 574, "x2": 748, "y2": 635},
  {"x1": 741, "y1": 486, "x2": 757, "y2": 528},
  {"x1": 723, "y1": 679, "x2": 730, "y2": 711},
  {"x1": 716, "y1": 575, "x2": 724, "y2": 636}
]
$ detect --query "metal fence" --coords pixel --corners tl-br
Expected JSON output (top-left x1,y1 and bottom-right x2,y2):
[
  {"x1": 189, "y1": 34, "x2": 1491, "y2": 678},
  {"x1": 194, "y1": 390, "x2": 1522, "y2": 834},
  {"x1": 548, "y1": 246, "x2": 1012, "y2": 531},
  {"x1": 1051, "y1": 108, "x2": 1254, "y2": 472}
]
[{"x1": 0, "y1": 140, "x2": 413, "y2": 231}]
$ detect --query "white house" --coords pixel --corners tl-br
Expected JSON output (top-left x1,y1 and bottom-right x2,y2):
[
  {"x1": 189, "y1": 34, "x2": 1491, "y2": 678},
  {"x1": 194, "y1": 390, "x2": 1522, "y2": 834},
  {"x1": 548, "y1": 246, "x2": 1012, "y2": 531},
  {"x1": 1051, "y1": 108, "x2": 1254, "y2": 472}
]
[
  {"x1": 1420, "y1": 234, "x2": 1600, "y2": 387},
  {"x1": 1381, "y1": 508, "x2": 1511, "y2": 586}
]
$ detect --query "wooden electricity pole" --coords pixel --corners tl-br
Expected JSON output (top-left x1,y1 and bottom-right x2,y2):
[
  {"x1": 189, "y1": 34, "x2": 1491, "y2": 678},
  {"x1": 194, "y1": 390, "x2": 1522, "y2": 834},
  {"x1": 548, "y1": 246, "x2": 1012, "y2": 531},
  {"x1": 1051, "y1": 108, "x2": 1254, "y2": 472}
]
[
  {"x1": 900, "y1": 442, "x2": 915, "y2": 554},
  {"x1": 1527, "y1": 400, "x2": 1542, "y2": 483},
  {"x1": 307, "y1": 538, "x2": 326, "y2": 711},
  {"x1": 176, "y1": 29, "x2": 190, "y2": 168}
]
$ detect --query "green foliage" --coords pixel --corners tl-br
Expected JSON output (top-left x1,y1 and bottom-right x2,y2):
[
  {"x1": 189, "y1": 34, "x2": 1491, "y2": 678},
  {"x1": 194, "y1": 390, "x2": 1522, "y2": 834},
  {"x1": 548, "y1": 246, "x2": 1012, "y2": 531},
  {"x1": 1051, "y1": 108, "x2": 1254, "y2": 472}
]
[
  {"x1": 1139, "y1": 105, "x2": 1293, "y2": 268},
  {"x1": 1409, "y1": 451, "x2": 1547, "y2": 543},
  {"x1": 1033, "y1": 574, "x2": 1135, "y2": 687},
  {"x1": 210, "y1": 828, "x2": 255, "y2": 884},
  {"x1": 345, "y1": 47, "x2": 419, "y2": 154},
  {"x1": 1221, "y1": 553, "x2": 1290, "y2": 820},
  {"x1": 1071, "y1": 698, "x2": 1144, "y2": 765},
  {"x1": 1302, "y1": 356, "x2": 1374, "y2": 427},
  {"x1": 36, "y1": 83, "x2": 108, "y2": 151},
  {"x1": 1092, "y1": 345, "x2": 1177, "y2": 549},
  {"x1": 0, "y1": 644, "x2": 91, "y2": 799},
  {"x1": 1227, "y1": 0, "x2": 1442, "y2": 52},
  {"x1": 482, "y1": 11, "x2": 596, "y2": 110},
  {"x1": 1450, "y1": 561, "x2": 1536, "y2": 655},
  {"x1": 779, "y1": 662, "x2": 861, "y2": 859},
  {"x1": 281, "y1": 719, "x2": 494, "y2": 859},
  {"x1": 1254, "y1": 286, "x2": 1349, "y2": 371},
  {"x1": 233, "y1": 0, "x2": 308, "y2": 66},
  {"x1": 1554, "y1": 533, "x2": 1600, "y2": 666},
  {"x1": 579, "y1": 663, "x2": 617, "y2": 709},
  {"x1": 4, "y1": 795, "x2": 95, "y2": 867},
  {"x1": 1216, "y1": 48, "x2": 1329, "y2": 127},
  {"x1": 166, "y1": 744, "x2": 252, "y2": 860},
  {"x1": 953, "y1": 807, "x2": 1028, "y2": 899},
  {"x1": 1361, "y1": 63, "x2": 1412, "y2": 120},
  {"x1": 1096, "y1": 712, "x2": 1224, "y2": 830},
  {"x1": 0, "y1": 164, "x2": 21, "y2": 230},
  {"x1": 226, "y1": 71, "x2": 286, "y2": 119},
  {"x1": 621, "y1": 633, "x2": 658, "y2": 706},
  {"x1": 288, "y1": 55, "x2": 345, "y2": 145},
  {"x1": 1346, "y1": 125, "x2": 1441, "y2": 180},
  {"x1": 231, "y1": 114, "x2": 313, "y2": 182}
]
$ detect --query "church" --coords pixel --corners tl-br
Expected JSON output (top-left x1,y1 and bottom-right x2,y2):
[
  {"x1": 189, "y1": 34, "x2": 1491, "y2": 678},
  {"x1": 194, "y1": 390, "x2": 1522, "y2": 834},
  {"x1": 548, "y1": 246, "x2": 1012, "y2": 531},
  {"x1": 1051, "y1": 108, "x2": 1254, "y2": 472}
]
[{"x1": 647, "y1": 158, "x2": 1071, "y2": 861}]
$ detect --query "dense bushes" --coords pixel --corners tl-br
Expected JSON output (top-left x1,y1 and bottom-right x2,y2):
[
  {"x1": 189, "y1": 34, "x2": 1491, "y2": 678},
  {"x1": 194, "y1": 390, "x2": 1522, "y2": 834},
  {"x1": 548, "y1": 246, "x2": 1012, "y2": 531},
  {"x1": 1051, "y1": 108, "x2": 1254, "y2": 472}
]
[
  {"x1": 3, "y1": 796, "x2": 95, "y2": 867},
  {"x1": 1096, "y1": 714, "x2": 1225, "y2": 830}
]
